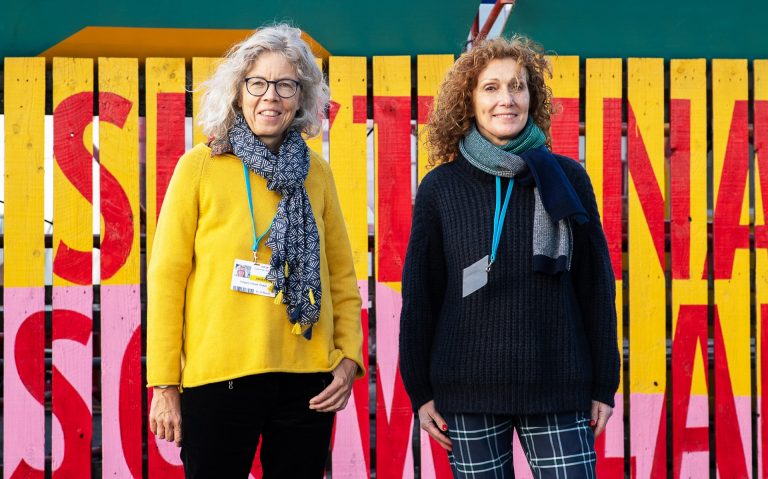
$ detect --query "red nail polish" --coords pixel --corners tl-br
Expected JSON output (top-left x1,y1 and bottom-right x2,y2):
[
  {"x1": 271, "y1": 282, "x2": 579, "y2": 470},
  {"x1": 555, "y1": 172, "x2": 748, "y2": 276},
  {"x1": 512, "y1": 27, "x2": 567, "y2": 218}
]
[
  {"x1": 441, "y1": 424, "x2": 448, "y2": 431},
  {"x1": 589, "y1": 420, "x2": 596, "y2": 427}
]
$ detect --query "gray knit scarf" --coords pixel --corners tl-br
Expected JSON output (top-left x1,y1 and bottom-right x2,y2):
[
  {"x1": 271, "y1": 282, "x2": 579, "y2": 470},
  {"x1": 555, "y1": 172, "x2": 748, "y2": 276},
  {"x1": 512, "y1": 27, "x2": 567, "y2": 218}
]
[
  {"x1": 459, "y1": 121, "x2": 585, "y2": 273},
  {"x1": 228, "y1": 114, "x2": 321, "y2": 339}
]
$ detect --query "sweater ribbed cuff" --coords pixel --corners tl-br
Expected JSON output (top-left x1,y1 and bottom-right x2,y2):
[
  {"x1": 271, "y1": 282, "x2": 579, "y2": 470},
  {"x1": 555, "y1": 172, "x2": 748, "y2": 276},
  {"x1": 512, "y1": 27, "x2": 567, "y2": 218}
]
[
  {"x1": 408, "y1": 388, "x2": 434, "y2": 413},
  {"x1": 591, "y1": 384, "x2": 617, "y2": 408}
]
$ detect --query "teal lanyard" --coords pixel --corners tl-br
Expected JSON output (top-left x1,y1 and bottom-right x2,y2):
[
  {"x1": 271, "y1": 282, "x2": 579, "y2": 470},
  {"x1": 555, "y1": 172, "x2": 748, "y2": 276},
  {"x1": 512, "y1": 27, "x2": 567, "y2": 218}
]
[
  {"x1": 243, "y1": 163, "x2": 276, "y2": 261},
  {"x1": 488, "y1": 176, "x2": 514, "y2": 271}
]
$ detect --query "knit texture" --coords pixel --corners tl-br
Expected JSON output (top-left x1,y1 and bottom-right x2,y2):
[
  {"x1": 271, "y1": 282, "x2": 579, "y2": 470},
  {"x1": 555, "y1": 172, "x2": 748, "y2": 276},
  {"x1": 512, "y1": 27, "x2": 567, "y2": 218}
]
[
  {"x1": 147, "y1": 144, "x2": 365, "y2": 388},
  {"x1": 399, "y1": 152, "x2": 620, "y2": 415}
]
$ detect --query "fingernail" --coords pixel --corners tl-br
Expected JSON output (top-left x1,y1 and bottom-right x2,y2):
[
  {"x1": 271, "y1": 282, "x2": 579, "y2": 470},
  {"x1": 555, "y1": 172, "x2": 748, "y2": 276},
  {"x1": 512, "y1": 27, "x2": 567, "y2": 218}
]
[
  {"x1": 589, "y1": 420, "x2": 596, "y2": 427},
  {"x1": 441, "y1": 424, "x2": 448, "y2": 431}
]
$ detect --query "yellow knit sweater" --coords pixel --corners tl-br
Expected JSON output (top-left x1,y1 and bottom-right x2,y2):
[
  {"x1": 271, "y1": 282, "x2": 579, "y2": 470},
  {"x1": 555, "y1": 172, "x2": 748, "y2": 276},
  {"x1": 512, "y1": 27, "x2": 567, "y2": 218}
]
[{"x1": 146, "y1": 143, "x2": 364, "y2": 388}]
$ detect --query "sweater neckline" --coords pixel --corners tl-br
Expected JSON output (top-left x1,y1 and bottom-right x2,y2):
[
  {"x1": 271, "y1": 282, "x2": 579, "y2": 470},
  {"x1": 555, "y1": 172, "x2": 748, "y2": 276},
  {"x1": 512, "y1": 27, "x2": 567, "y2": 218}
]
[{"x1": 454, "y1": 151, "x2": 495, "y2": 183}]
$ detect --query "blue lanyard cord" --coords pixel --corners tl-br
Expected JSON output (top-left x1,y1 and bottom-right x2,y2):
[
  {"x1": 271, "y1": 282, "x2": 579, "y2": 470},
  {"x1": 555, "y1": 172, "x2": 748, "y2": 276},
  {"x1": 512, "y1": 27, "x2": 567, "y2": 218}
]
[
  {"x1": 489, "y1": 176, "x2": 514, "y2": 269},
  {"x1": 243, "y1": 163, "x2": 276, "y2": 259}
]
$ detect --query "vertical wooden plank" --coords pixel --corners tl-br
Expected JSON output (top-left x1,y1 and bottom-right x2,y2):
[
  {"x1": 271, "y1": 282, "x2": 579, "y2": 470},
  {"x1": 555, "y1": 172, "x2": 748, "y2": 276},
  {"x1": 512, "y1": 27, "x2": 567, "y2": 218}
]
[
  {"x1": 669, "y1": 59, "x2": 709, "y2": 479},
  {"x1": 305, "y1": 58, "x2": 325, "y2": 156},
  {"x1": 548, "y1": 55, "x2": 580, "y2": 160},
  {"x1": 328, "y1": 55, "x2": 371, "y2": 478},
  {"x1": 416, "y1": 54, "x2": 454, "y2": 184},
  {"x1": 373, "y1": 55, "x2": 414, "y2": 479},
  {"x1": 99, "y1": 57, "x2": 142, "y2": 479},
  {"x1": 627, "y1": 57, "x2": 666, "y2": 479},
  {"x1": 51, "y1": 56, "x2": 94, "y2": 479},
  {"x1": 584, "y1": 58, "x2": 625, "y2": 478},
  {"x1": 3, "y1": 57, "x2": 46, "y2": 479},
  {"x1": 712, "y1": 58, "x2": 752, "y2": 478},
  {"x1": 192, "y1": 57, "x2": 220, "y2": 146},
  {"x1": 145, "y1": 57, "x2": 187, "y2": 479},
  {"x1": 415, "y1": 53, "x2": 454, "y2": 479},
  {"x1": 755, "y1": 58, "x2": 768, "y2": 479}
]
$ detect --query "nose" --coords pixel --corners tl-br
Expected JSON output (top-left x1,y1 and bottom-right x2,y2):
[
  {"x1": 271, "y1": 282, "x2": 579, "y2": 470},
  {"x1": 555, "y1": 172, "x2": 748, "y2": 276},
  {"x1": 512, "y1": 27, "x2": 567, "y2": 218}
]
[
  {"x1": 499, "y1": 89, "x2": 516, "y2": 106},
  {"x1": 262, "y1": 82, "x2": 280, "y2": 101}
]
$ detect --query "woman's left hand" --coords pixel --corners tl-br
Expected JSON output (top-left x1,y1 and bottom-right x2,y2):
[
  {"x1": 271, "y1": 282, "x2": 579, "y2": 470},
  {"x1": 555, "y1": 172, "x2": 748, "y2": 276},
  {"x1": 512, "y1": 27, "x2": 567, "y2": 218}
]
[
  {"x1": 309, "y1": 358, "x2": 358, "y2": 412},
  {"x1": 590, "y1": 400, "x2": 613, "y2": 437}
]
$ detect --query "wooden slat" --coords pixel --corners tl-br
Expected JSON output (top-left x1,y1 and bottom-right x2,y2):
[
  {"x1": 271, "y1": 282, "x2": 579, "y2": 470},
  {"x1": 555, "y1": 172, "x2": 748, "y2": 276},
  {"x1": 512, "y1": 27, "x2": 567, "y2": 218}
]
[
  {"x1": 584, "y1": 57, "x2": 625, "y2": 478},
  {"x1": 413, "y1": 53, "x2": 453, "y2": 479},
  {"x1": 145, "y1": 57, "x2": 187, "y2": 263},
  {"x1": 415, "y1": 53, "x2": 454, "y2": 479},
  {"x1": 755, "y1": 58, "x2": 768, "y2": 479},
  {"x1": 416, "y1": 54, "x2": 453, "y2": 183},
  {"x1": 51, "y1": 56, "x2": 94, "y2": 479},
  {"x1": 416, "y1": 55, "x2": 453, "y2": 479},
  {"x1": 2, "y1": 56, "x2": 47, "y2": 479},
  {"x1": 373, "y1": 55, "x2": 414, "y2": 479},
  {"x1": 669, "y1": 59, "x2": 709, "y2": 479},
  {"x1": 712, "y1": 58, "x2": 752, "y2": 478},
  {"x1": 628, "y1": 57, "x2": 666, "y2": 479},
  {"x1": 548, "y1": 55, "x2": 580, "y2": 159},
  {"x1": 328, "y1": 55, "x2": 371, "y2": 478},
  {"x1": 192, "y1": 57, "x2": 220, "y2": 146},
  {"x1": 99, "y1": 57, "x2": 143, "y2": 479},
  {"x1": 145, "y1": 57, "x2": 187, "y2": 479},
  {"x1": 305, "y1": 58, "x2": 325, "y2": 156}
]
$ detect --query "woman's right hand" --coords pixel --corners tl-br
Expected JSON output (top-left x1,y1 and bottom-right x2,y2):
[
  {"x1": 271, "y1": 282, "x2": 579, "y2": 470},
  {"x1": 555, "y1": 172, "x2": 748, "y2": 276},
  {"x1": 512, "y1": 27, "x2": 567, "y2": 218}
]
[
  {"x1": 418, "y1": 400, "x2": 452, "y2": 451},
  {"x1": 149, "y1": 387, "x2": 182, "y2": 447}
]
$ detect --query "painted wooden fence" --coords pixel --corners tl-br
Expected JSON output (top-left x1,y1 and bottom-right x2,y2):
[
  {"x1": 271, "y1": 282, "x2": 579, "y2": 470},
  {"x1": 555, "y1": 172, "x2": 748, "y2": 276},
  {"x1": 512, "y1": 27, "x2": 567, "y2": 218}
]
[{"x1": 1, "y1": 54, "x2": 766, "y2": 478}]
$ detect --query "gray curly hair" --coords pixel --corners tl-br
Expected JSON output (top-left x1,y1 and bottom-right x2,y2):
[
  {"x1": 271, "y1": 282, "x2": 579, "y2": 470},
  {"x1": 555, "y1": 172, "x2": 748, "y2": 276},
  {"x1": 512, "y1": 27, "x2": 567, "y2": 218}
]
[{"x1": 197, "y1": 23, "x2": 329, "y2": 140}]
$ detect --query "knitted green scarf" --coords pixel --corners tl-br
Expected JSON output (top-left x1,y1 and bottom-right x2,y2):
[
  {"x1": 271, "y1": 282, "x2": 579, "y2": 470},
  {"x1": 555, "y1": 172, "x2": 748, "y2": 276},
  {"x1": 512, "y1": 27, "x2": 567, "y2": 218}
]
[{"x1": 499, "y1": 118, "x2": 546, "y2": 154}]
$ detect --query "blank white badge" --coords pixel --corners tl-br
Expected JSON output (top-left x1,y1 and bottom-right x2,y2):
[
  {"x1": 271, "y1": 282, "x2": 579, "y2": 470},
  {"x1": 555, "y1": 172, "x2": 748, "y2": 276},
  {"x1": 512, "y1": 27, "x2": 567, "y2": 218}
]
[{"x1": 462, "y1": 255, "x2": 489, "y2": 298}]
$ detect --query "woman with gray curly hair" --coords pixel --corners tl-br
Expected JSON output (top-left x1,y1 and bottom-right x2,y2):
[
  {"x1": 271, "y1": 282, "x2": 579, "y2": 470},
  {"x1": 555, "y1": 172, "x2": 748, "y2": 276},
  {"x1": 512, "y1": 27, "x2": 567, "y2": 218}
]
[
  {"x1": 399, "y1": 36, "x2": 619, "y2": 478},
  {"x1": 146, "y1": 24, "x2": 364, "y2": 478}
]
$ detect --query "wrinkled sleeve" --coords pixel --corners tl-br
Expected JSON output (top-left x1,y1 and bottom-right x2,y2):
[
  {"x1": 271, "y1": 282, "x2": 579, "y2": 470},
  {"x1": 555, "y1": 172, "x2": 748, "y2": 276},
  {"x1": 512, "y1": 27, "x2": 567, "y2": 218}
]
[
  {"x1": 571, "y1": 168, "x2": 621, "y2": 407},
  {"x1": 399, "y1": 177, "x2": 447, "y2": 412},
  {"x1": 321, "y1": 161, "x2": 365, "y2": 378},
  {"x1": 146, "y1": 148, "x2": 204, "y2": 386}
]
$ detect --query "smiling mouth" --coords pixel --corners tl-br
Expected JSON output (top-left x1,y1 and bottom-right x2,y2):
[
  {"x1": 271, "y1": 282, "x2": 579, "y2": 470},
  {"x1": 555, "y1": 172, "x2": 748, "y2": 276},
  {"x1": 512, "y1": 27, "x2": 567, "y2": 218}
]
[
  {"x1": 493, "y1": 113, "x2": 518, "y2": 118},
  {"x1": 259, "y1": 111, "x2": 282, "y2": 117}
]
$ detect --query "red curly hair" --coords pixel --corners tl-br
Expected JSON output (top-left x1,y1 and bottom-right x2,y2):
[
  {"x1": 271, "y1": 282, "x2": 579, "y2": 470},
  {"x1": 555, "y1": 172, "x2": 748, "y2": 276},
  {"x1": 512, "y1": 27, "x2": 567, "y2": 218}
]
[{"x1": 425, "y1": 35, "x2": 554, "y2": 166}]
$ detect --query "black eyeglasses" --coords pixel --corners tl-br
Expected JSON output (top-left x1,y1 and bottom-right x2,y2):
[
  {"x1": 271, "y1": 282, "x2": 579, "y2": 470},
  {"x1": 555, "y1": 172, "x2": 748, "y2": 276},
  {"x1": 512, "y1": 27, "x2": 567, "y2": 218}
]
[{"x1": 244, "y1": 77, "x2": 300, "y2": 98}]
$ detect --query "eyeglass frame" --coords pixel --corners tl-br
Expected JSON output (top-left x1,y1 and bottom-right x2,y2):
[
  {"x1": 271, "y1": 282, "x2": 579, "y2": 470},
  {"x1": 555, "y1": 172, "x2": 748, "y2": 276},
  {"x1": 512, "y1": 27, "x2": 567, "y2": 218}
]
[{"x1": 243, "y1": 76, "x2": 301, "y2": 99}]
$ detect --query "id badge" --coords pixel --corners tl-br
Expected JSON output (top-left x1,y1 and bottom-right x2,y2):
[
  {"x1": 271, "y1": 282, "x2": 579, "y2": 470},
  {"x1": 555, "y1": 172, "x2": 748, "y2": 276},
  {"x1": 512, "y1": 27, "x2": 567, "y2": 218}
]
[
  {"x1": 462, "y1": 255, "x2": 489, "y2": 298},
  {"x1": 231, "y1": 259, "x2": 277, "y2": 297}
]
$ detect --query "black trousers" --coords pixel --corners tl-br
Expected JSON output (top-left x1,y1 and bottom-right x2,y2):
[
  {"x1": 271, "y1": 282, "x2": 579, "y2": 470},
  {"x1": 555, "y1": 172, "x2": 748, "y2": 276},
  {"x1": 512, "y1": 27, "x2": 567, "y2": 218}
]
[{"x1": 180, "y1": 372, "x2": 336, "y2": 479}]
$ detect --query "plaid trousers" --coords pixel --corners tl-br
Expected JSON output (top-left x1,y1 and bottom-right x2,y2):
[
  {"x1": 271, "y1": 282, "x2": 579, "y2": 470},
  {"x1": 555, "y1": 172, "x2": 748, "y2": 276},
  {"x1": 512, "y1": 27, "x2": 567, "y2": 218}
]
[{"x1": 444, "y1": 411, "x2": 596, "y2": 478}]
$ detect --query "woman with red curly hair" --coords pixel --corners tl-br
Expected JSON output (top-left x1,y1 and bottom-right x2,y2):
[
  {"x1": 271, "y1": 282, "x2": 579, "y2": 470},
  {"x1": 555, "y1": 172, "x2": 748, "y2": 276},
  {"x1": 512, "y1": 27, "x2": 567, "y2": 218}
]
[{"x1": 399, "y1": 36, "x2": 619, "y2": 478}]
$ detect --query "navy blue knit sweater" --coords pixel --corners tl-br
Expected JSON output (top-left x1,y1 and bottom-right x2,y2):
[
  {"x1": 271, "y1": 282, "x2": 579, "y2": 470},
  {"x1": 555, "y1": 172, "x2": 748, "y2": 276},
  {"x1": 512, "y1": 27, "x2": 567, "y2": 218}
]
[{"x1": 399, "y1": 152, "x2": 620, "y2": 415}]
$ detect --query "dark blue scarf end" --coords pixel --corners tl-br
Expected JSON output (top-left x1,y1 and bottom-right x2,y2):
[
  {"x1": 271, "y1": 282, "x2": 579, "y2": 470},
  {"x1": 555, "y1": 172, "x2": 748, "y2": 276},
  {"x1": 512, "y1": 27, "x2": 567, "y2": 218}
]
[{"x1": 533, "y1": 254, "x2": 569, "y2": 275}]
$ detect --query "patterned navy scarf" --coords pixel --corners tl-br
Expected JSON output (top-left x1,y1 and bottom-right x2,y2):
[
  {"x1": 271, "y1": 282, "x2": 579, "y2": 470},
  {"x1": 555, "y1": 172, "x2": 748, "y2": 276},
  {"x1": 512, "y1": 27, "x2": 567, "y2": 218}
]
[{"x1": 228, "y1": 114, "x2": 321, "y2": 339}]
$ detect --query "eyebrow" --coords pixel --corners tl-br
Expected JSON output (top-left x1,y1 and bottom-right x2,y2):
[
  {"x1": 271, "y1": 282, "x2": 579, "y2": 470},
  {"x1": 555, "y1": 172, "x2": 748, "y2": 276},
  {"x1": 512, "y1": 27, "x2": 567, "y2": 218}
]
[{"x1": 479, "y1": 77, "x2": 527, "y2": 83}]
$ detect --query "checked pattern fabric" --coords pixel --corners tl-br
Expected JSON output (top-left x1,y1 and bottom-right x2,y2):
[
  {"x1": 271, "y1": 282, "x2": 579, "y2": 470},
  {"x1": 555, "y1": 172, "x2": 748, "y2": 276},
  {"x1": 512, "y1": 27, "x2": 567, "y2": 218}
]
[
  {"x1": 444, "y1": 411, "x2": 596, "y2": 478},
  {"x1": 228, "y1": 114, "x2": 322, "y2": 339}
]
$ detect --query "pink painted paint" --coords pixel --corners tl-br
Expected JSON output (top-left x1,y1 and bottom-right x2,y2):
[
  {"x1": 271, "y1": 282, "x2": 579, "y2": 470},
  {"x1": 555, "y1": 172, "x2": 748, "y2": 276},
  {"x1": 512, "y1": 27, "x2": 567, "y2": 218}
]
[
  {"x1": 630, "y1": 393, "x2": 665, "y2": 479},
  {"x1": 375, "y1": 282, "x2": 402, "y2": 420},
  {"x1": 330, "y1": 279, "x2": 370, "y2": 478},
  {"x1": 420, "y1": 429, "x2": 452, "y2": 479},
  {"x1": 101, "y1": 285, "x2": 142, "y2": 478},
  {"x1": 513, "y1": 430, "x2": 534, "y2": 479},
  {"x1": 734, "y1": 395, "x2": 753, "y2": 479},
  {"x1": 676, "y1": 394, "x2": 708, "y2": 479},
  {"x1": 375, "y1": 282, "x2": 414, "y2": 479},
  {"x1": 595, "y1": 392, "x2": 625, "y2": 478},
  {"x1": 3, "y1": 288, "x2": 45, "y2": 479},
  {"x1": 51, "y1": 286, "x2": 93, "y2": 477},
  {"x1": 332, "y1": 389, "x2": 368, "y2": 478}
]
